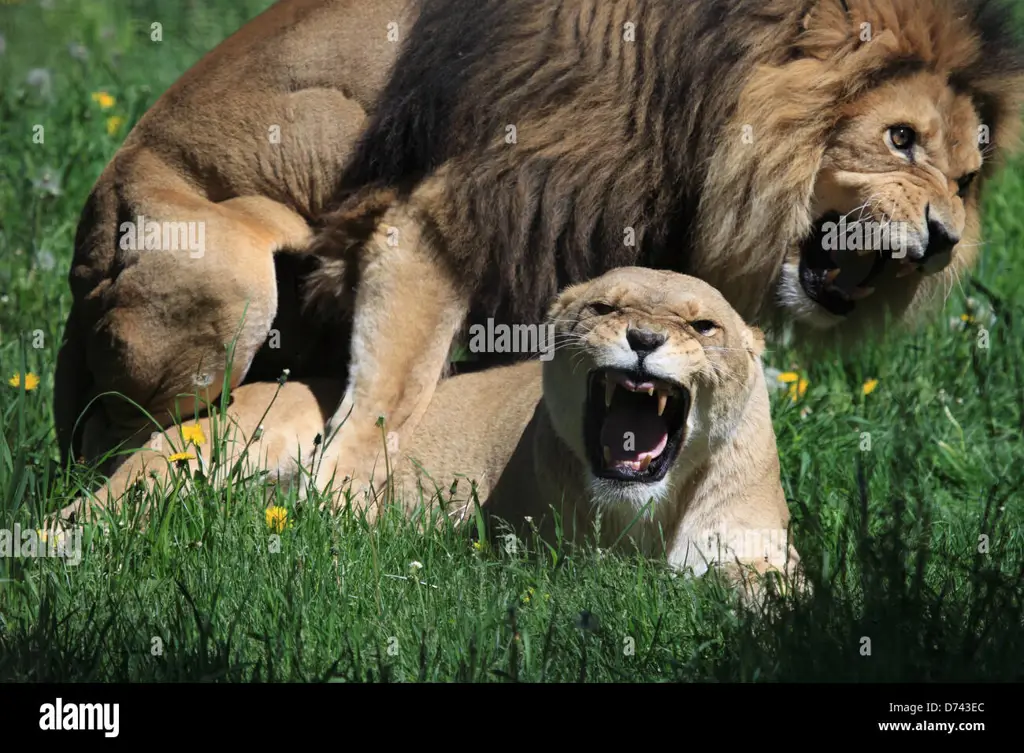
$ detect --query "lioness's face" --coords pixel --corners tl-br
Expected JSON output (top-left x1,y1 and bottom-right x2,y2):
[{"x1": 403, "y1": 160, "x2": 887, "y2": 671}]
[
  {"x1": 781, "y1": 71, "x2": 986, "y2": 330},
  {"x1": 543, "y1": 267, "x2": 764, "y2": 510}
]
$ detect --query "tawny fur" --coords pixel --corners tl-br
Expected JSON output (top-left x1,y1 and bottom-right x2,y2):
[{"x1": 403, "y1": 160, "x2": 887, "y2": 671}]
[
  {"x1": 59, "y1": 269, "x2": 798, "y2": 599},
  {"x1": 54, "y1": 0, "x2": 1024, "y2": 501}
]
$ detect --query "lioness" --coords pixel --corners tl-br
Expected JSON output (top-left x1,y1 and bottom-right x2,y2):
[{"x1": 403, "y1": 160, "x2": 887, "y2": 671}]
[
  {"x1": 60, "y1": 268, "x2": 798, "y2": 594},
  {"x1": 55, "y1": 0, "x2": 1024, "y2": 509}
]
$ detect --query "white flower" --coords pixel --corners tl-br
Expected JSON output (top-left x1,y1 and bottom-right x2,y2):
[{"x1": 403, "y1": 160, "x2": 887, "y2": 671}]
[
  {"x1": 35, "y1": 249, "x2": 56, "y2": 271},
  {"x1": 68, "y1": 42, "x2": 89, "y2": 61},
  {"x1": 26, "y1": 68, "x2": 52, "y2": 97},
  {"x1": 408, "y1": 560, "x2": 423, "y2": 574},
  {"x1": 32, "y1": 167, "x2": 62, "y2": 197}
]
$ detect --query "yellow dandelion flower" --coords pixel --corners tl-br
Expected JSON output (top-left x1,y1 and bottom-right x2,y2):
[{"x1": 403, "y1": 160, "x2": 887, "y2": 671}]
[
  {"x1": 180, "y1": 422, "x2": 206, "y2": 446},
  {"x1": 167, "y1": 451, "x2": 195, "y2": 463},
  {"x1": 37, "y1": 529, "x2": 49, "y2": 543},
  {"x1": 788, "y1": 378, "x2": 809, "y2": 403},
  {"x1": 862, "y1": 378, "x2": 879, "y2": 396},
  {"x1": 521, "y1": 586, "x2": 535, "y2": 604},
  {"x1": 265, "y1": 506, "x2": 288, "y2": 533},
  {"x1": 777, "y1": 371, "x2": 801, "y2": 384},
  {"x1": 8, "y1": 372, "x2": 40, "y2": 391},
  {"x1": 106, "y1": 115, "x2": 124, "y2": 136},
  {"x1": 91, "y1": 91, "x2": 115, "y2": 109},
  {"x1": 472, "y1": 540, "x2": 485, "y2": 552}
]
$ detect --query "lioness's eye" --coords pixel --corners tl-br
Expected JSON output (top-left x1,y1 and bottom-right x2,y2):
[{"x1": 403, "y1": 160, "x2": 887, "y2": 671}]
[
  {"x1": 888, "y1": 125, "x2": 916, "y2": 152},
  {"x1": 957, "y1": 171, "x2": 978, "y2": 198},
  {"x1": 589, "y1": 302, "x2": 616, "y2": 316},
  {"x1": 690, "y1": 320, "x2": 718, "y2": 336}
]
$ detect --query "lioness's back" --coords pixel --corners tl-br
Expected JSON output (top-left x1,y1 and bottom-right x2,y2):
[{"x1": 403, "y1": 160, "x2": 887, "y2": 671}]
[{"x1": 398, "y1": 361, "x2": 542, "y2": 493}]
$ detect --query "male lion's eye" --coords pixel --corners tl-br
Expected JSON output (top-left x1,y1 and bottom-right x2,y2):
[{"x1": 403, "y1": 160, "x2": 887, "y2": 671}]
[
  {"x1": 690, "y1": 320, "x2": 719, "y2": 336},
  {"x1": 888, "y1": 125, "x2": 917, "y2": 152},
  {"x1": 957, "y1": 171, "x2": 978, "y2": 198},
  {"x1": 589, "y1": 302, "x2": 616, "y2": 316}
]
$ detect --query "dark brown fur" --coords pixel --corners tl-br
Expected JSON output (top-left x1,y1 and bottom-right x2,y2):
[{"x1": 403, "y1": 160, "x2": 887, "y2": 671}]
[{"x1": 313, "y1": 0, "x2": 1024, "y2": 342}]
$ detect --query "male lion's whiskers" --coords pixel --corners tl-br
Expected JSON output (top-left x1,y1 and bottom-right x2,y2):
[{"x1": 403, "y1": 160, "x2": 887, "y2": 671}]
[
  {"x1": 947, "y1": 262, "x2": 968, "y2": 306},
  {"x1": 841, "y1": 196, "x2": 879, "y2": 225}
]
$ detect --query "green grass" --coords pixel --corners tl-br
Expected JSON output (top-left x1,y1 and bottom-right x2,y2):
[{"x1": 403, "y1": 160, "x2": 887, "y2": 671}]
[{"x1": 1, "y1": 0, "x2": 1023, "y2": 682}]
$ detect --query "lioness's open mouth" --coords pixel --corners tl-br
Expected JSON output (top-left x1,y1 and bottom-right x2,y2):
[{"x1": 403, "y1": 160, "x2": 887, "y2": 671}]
[
  {"x1": 798, "y1": 210, "x2": 916, "y2": 316},
  {"x1": 584, "y1": 369, "x2": 690, "y2": 484}
]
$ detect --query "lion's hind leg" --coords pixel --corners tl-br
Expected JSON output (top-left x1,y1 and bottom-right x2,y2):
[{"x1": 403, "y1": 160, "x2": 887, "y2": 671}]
[{"x1": 61, "y1": 149, "x2": 314, "y2": 478}]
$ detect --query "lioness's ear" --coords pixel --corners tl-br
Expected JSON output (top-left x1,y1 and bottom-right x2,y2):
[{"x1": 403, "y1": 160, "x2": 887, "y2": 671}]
[
  {"x1": 745, "y1": 325, "x2": 766, "y2": 358},
  {"x1": 547, "y1": 282, "x2": 584, "y2": 320}
]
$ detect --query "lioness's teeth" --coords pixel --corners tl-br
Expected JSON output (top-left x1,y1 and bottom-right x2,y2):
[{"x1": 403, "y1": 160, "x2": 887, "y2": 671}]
[
  {"x1": 647, "y1": 387, "x2": 654, "y2": 396},
  {"x1": 848, "y1": 286, "x2": 875, "y2": 300},
  {"x1": 824, "y1": 268, "x2": 841, "y2": 284},
  {"x1": 657, "y1": 392, "x2": 668, "y2": 417},
  {"x1": 603, "y1": 446, "x2": 612, "y2": 464},
  {"x1": 638, "y1": 455, "x2": 653, "y2": 471},
  {"x1": 605, "y1": 379, "x2": 616, "y2": 407}
]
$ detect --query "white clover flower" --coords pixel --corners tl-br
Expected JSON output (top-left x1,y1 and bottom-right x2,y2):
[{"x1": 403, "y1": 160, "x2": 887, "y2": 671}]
[{"x1": 32, "y1": 167, "x2": 62, "y2": 197}]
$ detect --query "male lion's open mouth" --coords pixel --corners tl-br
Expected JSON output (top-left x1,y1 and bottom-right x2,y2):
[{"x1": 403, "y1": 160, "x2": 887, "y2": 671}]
[
  {"x1": 584, "y1": 369, "x2": 690, "y2": 484},
  {"x1": 798, "y1": 210, "x2": 919, "y2": 316}
]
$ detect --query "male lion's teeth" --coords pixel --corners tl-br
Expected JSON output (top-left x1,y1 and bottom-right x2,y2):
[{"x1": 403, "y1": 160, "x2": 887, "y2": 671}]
[
  {"x1": 605, "y1": 379, "x2": 616, "y2": 407},
  {"x1": 848, "y1": 286, "x2": 875, "y2": 300},
  {"x1": 647, "y1": 387, "x2": 654, "y2": 396},
  {"x1": 638, "y1": 455, "x2": 653, "y2": 471},
  {"x1": 896, "y1": 262, "x2": 918, "y2": 278},
  {"x1": 603, "y1": 446, "x2": 612, "y2": 464},
  {"x1": 657, "y1": 392, "x2": 668, "y2": 417},
  {"x1": 824, "y1": 268, "x2": 841, "y2": 284}
]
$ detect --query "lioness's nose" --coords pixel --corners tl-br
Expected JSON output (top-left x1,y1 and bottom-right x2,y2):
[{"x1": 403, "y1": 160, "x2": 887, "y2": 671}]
[{"x1": 626, "y1": 327, "x2": 666, "y2": 356}]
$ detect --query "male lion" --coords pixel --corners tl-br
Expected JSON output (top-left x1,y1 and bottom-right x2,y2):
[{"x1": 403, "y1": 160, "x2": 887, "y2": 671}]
[
  {"x1": 55, "y1": 0, "x2": 1024, "y2": 508},
  {"x1": 61, "y1": 268, "x2": 798, "y2": 597}
]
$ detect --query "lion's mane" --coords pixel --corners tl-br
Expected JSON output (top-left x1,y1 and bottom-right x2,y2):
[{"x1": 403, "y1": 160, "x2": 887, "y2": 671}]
[{"x1": 327, "y1": 0, "x2": 1024, "y2": 335}]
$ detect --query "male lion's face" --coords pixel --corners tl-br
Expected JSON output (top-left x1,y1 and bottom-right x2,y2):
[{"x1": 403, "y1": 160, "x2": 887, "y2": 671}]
[
  {"x1": 780, "y1": 71, "x2": 986, "y2": 330},
  {"x1": 542, "y1": 267, "x2": 765, "y2": 511}
]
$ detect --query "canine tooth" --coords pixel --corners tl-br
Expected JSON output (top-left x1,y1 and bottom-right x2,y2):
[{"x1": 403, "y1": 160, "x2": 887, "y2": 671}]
[
  {"x1": 824, "y1": 268, "x2": 841, "y2": 284},
  {"x1": 657, "y1": 392, "x2": 668, "y2": 416},
  {"x1": 896, "y1": 262, "x2": 919, "y2": 278},
  {"x1": 603, "y1": 446, "x2": 612, "y2": 464},
  {"x1": 647, "y1": 387, "x2": 654, "y2": 396},
  {"x1": 605, "y1": 379, "x2": 616, "y2": 407},
  {"x1": 638, "y1": 455, "x2": 653, "y2": 471},
  {"x1": 848, "y1": 286, "x2": 875, "y2": 300}
]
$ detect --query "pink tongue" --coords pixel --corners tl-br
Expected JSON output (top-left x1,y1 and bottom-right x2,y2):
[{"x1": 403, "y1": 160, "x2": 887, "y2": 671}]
[{"x1": 600, "y1": 404, "x2": 669, "y2": 463}]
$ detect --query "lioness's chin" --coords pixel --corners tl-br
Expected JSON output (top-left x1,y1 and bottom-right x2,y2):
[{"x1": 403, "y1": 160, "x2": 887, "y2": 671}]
[{"x1": 586, "y1": 476, "x2": 673, "y2": 513}]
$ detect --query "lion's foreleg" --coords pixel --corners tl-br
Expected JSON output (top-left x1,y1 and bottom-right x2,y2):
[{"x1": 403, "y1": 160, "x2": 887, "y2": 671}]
[{"x1": 315, "y1": 205, "x2": 468, "y2": 511}]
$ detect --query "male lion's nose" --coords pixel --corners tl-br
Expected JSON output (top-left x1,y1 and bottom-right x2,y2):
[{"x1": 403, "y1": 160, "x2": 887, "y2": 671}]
[
  {"x1": 626, "y1": 327, "x2": 666, "y2": 356},
  {"x1": 924, "y1": 204, "x2": 960, "y2": 259}
]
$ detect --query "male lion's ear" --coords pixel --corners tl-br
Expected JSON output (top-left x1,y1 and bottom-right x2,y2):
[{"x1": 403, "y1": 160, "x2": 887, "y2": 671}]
[{"x1": 745, "y1": 326, "x2": 766, "y2": 358}]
